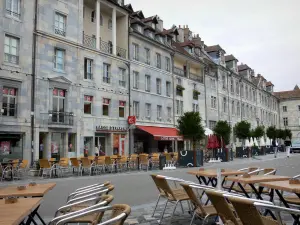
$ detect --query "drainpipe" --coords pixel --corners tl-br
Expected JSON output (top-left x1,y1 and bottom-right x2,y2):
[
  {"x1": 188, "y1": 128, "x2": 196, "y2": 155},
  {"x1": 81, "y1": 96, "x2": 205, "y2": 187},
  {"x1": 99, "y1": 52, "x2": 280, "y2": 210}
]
[
  {"x1": 204, "y1": 67, "x2": 208, "y2": 128},
  {"x1": 31, "y1": 0, "x2": 38, "y2": 165},
  {"x1": 127, "y1": 16, "x2": 132, "y2": 155}
]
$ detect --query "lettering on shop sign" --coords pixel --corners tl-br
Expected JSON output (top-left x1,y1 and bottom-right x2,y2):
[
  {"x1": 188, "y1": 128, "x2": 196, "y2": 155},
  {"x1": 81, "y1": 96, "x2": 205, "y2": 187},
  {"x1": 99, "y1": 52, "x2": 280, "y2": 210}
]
[
  {"x1": 96, "y1": 126, "x2": 127, "y2": 132},
  {"x1": 155, "y1": 136, "x2": 183, "y2": 141}
]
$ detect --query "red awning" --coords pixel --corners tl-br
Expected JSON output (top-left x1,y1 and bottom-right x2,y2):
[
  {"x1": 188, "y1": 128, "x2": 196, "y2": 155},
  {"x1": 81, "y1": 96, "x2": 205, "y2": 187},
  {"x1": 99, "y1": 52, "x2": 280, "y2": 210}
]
[{"x1": 136, "y1": 125, "x2": 183, "y2": 141}]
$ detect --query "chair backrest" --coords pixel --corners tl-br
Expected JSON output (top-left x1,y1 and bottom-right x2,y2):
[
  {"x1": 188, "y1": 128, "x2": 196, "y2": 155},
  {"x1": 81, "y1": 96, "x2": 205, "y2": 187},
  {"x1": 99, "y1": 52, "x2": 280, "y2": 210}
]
[
  {"x1": 81, "y1": 157, "x2": 91, "y2": 167},
  {"x1": 227, "y1": 196, "x2": 265, "y2": 225},
  {"x1": 70, "y1": 158, "x2": 80, "y2": 167},
  {"x1": 173, "y1": 152, "x2": 178, "y2": 161},
  {"x1": 139, "y1": 154, "x2": 149, "y2": 164},
  {"x1": 150, "y1": 174, "x2": 164, "y2": 195},
  {"x1": 107, "y1": 204, "x2": 131, "y2": 225},
  {"x1": 129, "y1": 154, "x2": 138, "y2": 161},
  {"x1": 12, "y1": 159, "x2": 19, "y2": 168},
  {"x1": 59, "y1": 158, "x2": 69, "y2": 167},
  {"x1": 39, "y1": 159, "x2": 51, "y2": 169},
  {"x1": 181, "y1": 183, "x2": 206, "y2": 215},
  {"x1": 155, "y1": 176, "x2": 176, "y2": 200},
  {"x1": 88, "y1": 156, "x2": 95, "y2": 161},
  {"x1": 164, "y1": 153, "x2": 172, "y2": 161},
  {"x1": 119, "y1": 156, "x2": 128, "y2": 164},
  {"x1": 97, "y1": 156, "x2": 106, "y2": 165},
  {"x1": 248, "y1": 167, "x2": 259, "y2": 174},
  {"x1": 105, "y1": 156, "x2": 112, "y2": 165},
  {"x1": 19, "y1": 160, "x2": 28, "y2": 169},
  {"x1": 263, "y1": 168, "x2": 276, "y2": 175},
  {"x1": 205, "y1": 189, "x2": 240, "y2": 225}
]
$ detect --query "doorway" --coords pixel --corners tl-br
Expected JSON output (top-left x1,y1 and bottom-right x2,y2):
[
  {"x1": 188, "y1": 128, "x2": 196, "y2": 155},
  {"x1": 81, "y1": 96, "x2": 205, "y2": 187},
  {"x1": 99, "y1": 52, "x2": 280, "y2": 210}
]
[{"x1": 95, "y1": 136, "x2": 106, "y2": 155}]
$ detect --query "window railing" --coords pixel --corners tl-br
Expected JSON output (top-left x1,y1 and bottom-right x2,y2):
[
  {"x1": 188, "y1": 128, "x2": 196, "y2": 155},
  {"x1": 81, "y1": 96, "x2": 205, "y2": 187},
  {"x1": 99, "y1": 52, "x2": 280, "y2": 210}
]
[
  {"x1": 100, "y1": 39, "x2": 113, "y2": 54},
  {"x1": 103, "y1": 77, "x2": 111, "y2": 84},
  {"x1": 83, "y1": 33, "x2": 96, "y2": 49},
  {"x1": 4, "y1": 53, "x2": 19, "y2": 64},
  {"x1": 6, "y1": 10, "x2": 20, "y2": 19},
  {"x1": 119, "y1": 80, "x2": 126, "y2": 87},
  {"x1": 48, "y1": 111, "x2": 74, "y2": 126},
  {"x1": 174, "y1": 67, "x2": 186, "y2": 77},
  {"x1": 190, "y1": 73, "x2": 204, "y2": 83},
  {"x1": 84, "y1": 72, "x2": 93, "y2": 80},
  {"x1": 117, "y1": 46, "x2": 126, "y2": 59},
  {"x1": 54, "y1": 28, "x2": 66, "y2": 36}
]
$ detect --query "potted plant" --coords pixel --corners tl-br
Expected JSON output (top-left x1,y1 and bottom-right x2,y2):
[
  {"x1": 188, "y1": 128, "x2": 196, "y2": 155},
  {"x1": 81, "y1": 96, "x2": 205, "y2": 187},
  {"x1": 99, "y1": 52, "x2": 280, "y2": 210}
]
[
  {"x1": 193, "y1": 90, "x2": 200, "y2": 100},
  {"x1": 176, "y1": 85, "x2": 185, "y2": 96},
  {"x1": 29, "y1": 160, "x2": 40, "y2": 177}
]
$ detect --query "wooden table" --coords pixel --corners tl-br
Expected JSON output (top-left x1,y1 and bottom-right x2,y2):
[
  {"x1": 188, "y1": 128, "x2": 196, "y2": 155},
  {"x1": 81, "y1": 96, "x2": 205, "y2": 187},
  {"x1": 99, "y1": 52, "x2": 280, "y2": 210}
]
[
  {"x1": 0, "y1": 198, "x2": 42, "y2": 225},
  {"x1": 260, "y1": 180, "x2": 300, "y2": 225},
  {"x1": 0, "y1": 183, "x2": 56, "y2": 198}
]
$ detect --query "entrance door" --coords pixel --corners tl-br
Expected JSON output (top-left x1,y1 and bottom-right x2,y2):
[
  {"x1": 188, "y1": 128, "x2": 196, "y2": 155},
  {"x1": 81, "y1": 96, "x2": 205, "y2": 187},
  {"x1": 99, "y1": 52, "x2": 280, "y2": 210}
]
[
  {"x1": 120, "y1": 136, "x2": 125, "y2": 156},
  {"x1": 95, "y1": 137, "x2": 106, "y2": 155},
  {"x1": 52, "y1": 89, "x2": 65, "y2": 123}
]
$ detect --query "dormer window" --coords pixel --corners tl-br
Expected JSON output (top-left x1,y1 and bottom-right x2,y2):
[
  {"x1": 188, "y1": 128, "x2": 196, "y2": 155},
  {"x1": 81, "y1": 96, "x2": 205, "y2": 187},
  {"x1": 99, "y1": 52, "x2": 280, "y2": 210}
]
[
  {"x1": 151, "y1": 23, "x2": 155, "y2": 29},
  {"x1": 189, "y1": 47, "x2": 193, "y2": 54},
  {"x1": 137, "y1": 25, "x2": 142, "y2": 33}
]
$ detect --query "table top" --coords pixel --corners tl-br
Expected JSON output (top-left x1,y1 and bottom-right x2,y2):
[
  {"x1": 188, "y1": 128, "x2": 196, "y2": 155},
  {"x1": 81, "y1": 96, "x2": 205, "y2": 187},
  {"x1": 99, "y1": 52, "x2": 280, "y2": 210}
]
[
  {"x1": 187, "y1": 169, "x2": 246, "y2": 177},
  {"x1": 0, "y1": 183, "x2": 56, "y2": 198},
  {"x1": 0, "y1": 197, "x2": 42, "y2": 225},
  {"x1": 259, "y1": 180, "x2": 300, "y2": 193},
  {"x1": 225, "y1": 175, "x2": 290, "y2": 184}
]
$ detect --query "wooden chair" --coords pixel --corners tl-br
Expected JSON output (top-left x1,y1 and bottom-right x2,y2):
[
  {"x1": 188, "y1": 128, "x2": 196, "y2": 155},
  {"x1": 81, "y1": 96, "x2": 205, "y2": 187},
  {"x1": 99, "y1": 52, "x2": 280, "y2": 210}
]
[
  {"x1": 155, "y1": 176, "x2": 190, "y2": 224},
  {"x1": 172, "y1": 152, "x2": 178, "y2": 166},
  {"x1": 95, "y1": 156, "x2": 106, "y2": 174},
  {"x1": 88, "y1": 156, "x2": 95, "y2": 162},
  {"x1": 70, "y1": 158, "x2": 81, "y2": 175},
  {"x1": 128, "y1": 154, "x2": 138, "y2": 170},
  {"x1": 80, "y1": 157, "x2": 95, "y2": 176},
  {"x1": 139, "y1": 154, "x2": 149, "y2": 171},
  {"x1": 104, "y1": 156, "x2": 114, "y2": 173},
  {"x1": 58, "y1": 158, "x2": 69, "y2": 176},
  {"x1": 151, "y1": 153, "x2": 160, "y2": 169},
  {"x1": 15, "y1": 159, "x2": 29, "y2": 179},
  {"x1": 39, "y1": 159, "x2": 61, "y2": 178},
  {"x1": 117, "y1": 156, "x2": 128, "y2": 172}
]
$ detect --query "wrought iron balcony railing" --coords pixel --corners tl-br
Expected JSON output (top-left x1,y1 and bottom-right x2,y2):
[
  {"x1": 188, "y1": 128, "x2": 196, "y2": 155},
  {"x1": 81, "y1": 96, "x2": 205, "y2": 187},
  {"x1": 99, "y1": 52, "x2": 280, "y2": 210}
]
[
  {"x1": 174, "y1": 67, "x2": 186, "y2": 77},
  {"x1": 190, "y1": 73, "x2": 204, "y2": 83},
  {"x1": 117, "y1": 46, "x2": 127, "y2": 59},
  {"x1": 48, "y1": 111, "x2": 74, "y2": 126},
  {"x1": 83, "y1": 33, "x2": 96, "y2": 49},
  {"x1": 54, "y1": 28, "x2": 66, "y2": 36},
  {"x1": 4, "y1": 53, "x2": 19, "y2": 64},
  {"x1": 6, "y1": 10, "x2": 20, "y2": 19}
]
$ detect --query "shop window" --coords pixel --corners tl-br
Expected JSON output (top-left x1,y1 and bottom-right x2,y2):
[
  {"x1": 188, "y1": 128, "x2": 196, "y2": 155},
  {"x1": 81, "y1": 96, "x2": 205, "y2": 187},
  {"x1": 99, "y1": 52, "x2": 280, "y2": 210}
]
[
  {"x1": 84, "y1": 137, "x2": 93, "y2": 157},
  {"x1": 84, "y1": 95, "x2": 93, "y2": 114},
  {"x1": 103, "y1": 98, "x2": 110, "y2": 116},
  {"x1": 68, "y1": 133, "x2": 76, "y2": 152},
  {"x1": 0, "y1": 134, "x2": 23, "y2": 161},
  {"x1": 119, "y1": 101, "x2": 125, "y2": 118},
  {"x1": 2, "y1": 87, "x2": 17, "y2": 117}
]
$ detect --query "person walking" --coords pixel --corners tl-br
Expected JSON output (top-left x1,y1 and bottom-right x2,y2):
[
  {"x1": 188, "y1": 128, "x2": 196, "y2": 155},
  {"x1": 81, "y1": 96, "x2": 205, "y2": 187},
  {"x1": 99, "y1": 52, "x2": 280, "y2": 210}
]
[
  {"x1": 285, "y1": 137, "x2": 292, "y2": 158},
  {"x1": 272, "y1": 139, "x2": 278, "y2": 158}
]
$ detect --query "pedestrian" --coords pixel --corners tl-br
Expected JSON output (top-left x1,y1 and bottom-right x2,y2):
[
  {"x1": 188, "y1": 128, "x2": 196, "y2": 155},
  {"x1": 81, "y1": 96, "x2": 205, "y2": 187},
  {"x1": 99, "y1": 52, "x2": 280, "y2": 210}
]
[
  {"x1": 285, "y1": 137, "x2": 292, "y2": 158},
  {"x1": 272, "y1": 139, "x2": 278, "y2": 158},
  {"x1": 94, "y1": 145, "x2": 99, "y2": 156}
]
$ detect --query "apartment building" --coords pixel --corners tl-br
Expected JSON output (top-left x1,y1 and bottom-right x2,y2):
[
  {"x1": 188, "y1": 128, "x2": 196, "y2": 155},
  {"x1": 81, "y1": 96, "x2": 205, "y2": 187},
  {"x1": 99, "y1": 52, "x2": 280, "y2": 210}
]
[
  {"x1": 275, "y1": 86, "x2": 300, "y2": 141},
  {"x1": 0, "y1": 0, "x2": 34, "y2": 162}
]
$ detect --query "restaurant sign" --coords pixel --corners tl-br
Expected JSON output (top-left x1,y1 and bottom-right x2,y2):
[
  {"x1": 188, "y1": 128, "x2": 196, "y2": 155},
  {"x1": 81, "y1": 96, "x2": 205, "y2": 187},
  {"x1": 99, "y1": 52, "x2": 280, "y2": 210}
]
[
  {"x1": 154, "y1": 136, "x2": 183, "y2": 141},
  {"x1": 96, "y1": 126, "x2": 127, "y2": 132}
]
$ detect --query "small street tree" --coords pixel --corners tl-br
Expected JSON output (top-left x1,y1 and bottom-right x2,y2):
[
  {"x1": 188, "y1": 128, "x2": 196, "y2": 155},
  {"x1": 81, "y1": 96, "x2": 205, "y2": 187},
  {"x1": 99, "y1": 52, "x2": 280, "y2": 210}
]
[
  {"x1": 266, "y1": 126, "x2": 277, "y2": 139},
  {"x1": 276, "y1": 129, "x2": 285, "y2": 140},
  {"x1": 234, "y1": 121, "x2": 251, "y2": 142},
  {"x1": 284, "y1": 129, "x2": 292, "y2": 139},
  {"x1": 213, "y1": 120, "x2": 231, "y2": 145},
  {"x1": 253, "y1": 126, "x2": 265, "y2": 139}
]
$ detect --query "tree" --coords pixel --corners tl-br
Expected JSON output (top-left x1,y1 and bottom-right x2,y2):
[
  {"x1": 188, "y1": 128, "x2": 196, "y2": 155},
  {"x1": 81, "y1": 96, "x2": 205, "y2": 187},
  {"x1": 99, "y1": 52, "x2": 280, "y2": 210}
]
[
  {"x1": 253, "y1": 126, "x2": 265, "y2": 139},
  {"x1": 213, "y1": 121, "x2": 231, "y2": 145},
  {"x1": 234, "y1": 121, "x2": 251, "y2": 140},
  {"x1": 284, "y1": 129, "x2": 292, "y2": 139},
  {"x1": 276, "y1": 129, "x2": 285, "y2": 139},
  {"x1": 266, "y1": 126, "x2": 277, "y2": 139}
]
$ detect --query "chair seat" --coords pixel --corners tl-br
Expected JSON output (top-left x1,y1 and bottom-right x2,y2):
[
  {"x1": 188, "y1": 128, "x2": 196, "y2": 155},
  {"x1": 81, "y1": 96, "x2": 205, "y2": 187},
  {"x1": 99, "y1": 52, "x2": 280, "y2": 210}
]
[
  {"x1": 284, "y1": 196, "x2": 300, "y2": 205},
  {"x1": 69, "y1": 213, "x2": 103, "y2": 225},
  {"x1": 262, "y1": 215, "x2": 282, "y2": 225},
  {"x1": 168, "y1": 192, "x2": 190, "y2": 201}
]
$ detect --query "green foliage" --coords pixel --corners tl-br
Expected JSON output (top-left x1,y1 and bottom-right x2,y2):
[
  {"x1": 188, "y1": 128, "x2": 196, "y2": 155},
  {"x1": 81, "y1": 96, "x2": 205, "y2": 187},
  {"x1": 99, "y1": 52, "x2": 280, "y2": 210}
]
[
  {"x1": 276, "y1": 129, "x2": 285, "y2": 139},
  {"x1": 266, "y1": 126, "x2": 277, "y2": 139},
  {"x1": 284, "y1": 129, "x2": 292, "y2": 139},
  {"x1": 177, "y1": 112, "x2": 205, "y2": 150},
  {"x1": 233, "y1": 121, "x2": 251, "y2": 140},
  {"x1": 253, "y1": 126, "x2": 265, "y2": 138},
  {"x1": 213, "y1": 121, "x2": 231, "y2": 145},
  {"x1": 176, "y1": 84, "x2": 185, "y2": 91}
]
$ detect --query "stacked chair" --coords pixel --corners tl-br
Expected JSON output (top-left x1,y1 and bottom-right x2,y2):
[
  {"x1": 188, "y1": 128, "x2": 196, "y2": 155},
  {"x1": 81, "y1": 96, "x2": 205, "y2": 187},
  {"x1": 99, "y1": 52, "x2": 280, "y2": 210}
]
[{"x1": 48, "y1": 181, "x2": 131, "y2": 225}]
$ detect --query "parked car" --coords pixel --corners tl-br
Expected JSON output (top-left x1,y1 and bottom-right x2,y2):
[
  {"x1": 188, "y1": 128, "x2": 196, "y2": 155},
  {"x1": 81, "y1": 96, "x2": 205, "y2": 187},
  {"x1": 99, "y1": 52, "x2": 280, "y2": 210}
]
[{"x1": 291, "y1": 139, "x2": 300, "y2": 153}]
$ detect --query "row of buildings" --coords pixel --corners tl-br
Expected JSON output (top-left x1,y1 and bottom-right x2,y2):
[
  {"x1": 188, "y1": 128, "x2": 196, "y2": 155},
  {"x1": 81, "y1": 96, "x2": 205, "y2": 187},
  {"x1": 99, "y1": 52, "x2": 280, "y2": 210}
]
[{"x1": 0, "y1": 0, "x2": 298, "y2": 163}]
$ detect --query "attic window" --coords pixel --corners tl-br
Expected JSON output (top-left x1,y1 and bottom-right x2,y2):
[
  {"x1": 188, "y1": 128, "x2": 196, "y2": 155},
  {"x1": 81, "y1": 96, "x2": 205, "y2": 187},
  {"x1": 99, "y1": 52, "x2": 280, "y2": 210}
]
[{"x1": 137, "y1": 25, "x2": 142, "y2": 33}]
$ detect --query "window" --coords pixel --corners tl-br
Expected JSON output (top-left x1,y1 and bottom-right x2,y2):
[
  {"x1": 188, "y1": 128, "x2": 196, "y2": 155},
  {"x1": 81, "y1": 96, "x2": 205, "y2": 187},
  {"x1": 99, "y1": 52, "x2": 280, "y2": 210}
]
[
  {"x1": 2, "y1": 87, "x2": 17, "y2": 117},
  {"x1": 52, "y1": 88, "x2": 65, "y2": 123},
  {"x1": 211, "y1": 96, "x2": 217, "y2": 109},
  {"x1": 283, "y1": 106, "x2": 287, "y2": 112},
  {"x1": 100, "y1": 15, "x2": 103, "y2": 26},
  {"x1": 167, "y1": 107, "x2": 172, "y2": 120},
  {"x1": 102, "y1": 98, "x2": 110, "y2": 116},
  {"x1": 242, "y1": 103, "x2": 245, "y2": 117},
  {"x1": 54, "y1": 12, "x2": 66, "y2": 36},
  {"x1": 156, "y1": 78, "x2": 161, "y2": 94},
  {"x1": 145, "y1": 48, "x2": 150, "y2": 65},
  {"x1": 54, "y1": 48, "x2": 65, "y2": 70},
  {"x1": 259, "y1": 93, "x2": 262, "y2": 103},
  {"x1": 237, "y1": 102, "x2": 240, "y2": 115},
  {"x1": 91, "y1": 11, "x2": 95, "y2": 22},
  {"x1": 176, "y1": 100, "x2": 183, "y2": 115},
  {"x1": 133, "y1": 101, "x2": 139, "y2": 118},
  {"x1": 108, "y1": 19, "x2": 112, "y2": 29},
  {"x1": 84, "y1": 95, "x2": 93, "y2": 114},
  {"x1": 103, "y1": 63, "x2": 111, "y2": 84},
  {"x1": 177, "y1": 78, "x2": 182, "y2": 85},
  {"x1": 230, "y1": 78, "x2": 234, "y2": 93},
  {"x1": 166, "y1": 81, "x2": 171, "y2": 97},
  {"x1": 222, "y1": 75, "x2": 226, "y2": 89},
  {"x1": 236, "y1": 81, "x2": 239, "y2": 95},
  {"x1": 211, "y1": 78, "x2": 216, "y2": 89},
  {"x1": 192, "y1": 103, "x2": 199, "y2": 112},
  {"x1": 133, "y1": 71, "x2": 139, "y2": 89},
  {"x1": 245, "y1": 86, "x2": 248, "y2": 99},
  {"x1": 157, "y1": 105, "x2": 162, "y2": 120},
  {"x1": 223, "y1": 97, "x2": 227, "y2": 113},
  {"x1": 165, "y1": 57, "x2": 170, "y2": 72},
  {"x1": 84, "y1": 58, "x2": 93, "y2": 80},
  {"x1": 119, "y1": 101, "x2": 125, "y2": 118},
  {"x1": 156, "y1": 53, "x2": 161, "y2": 69},
  {"x1": 241, "y1": 84, "x2": 244, "y2": 97},
  {"x1": 144, "y1": 75, "x2": 151, "y2": 92},
  {"x1": 283, "y1": 117, "x2": 288, "y2": 126},
  {"x1": 145, "y1": 103, "x2": 151, "y2": 119},
  {"x1": 209, "y1": 121, "x2": 216, "y2": 130},
  {"x1": 232, "y1": 101, "x2": 235, "y2": 115},
  {"x1": 4, "y1": 35, "x2": 19, "y2": 64},
  {"x1": 253, "y1": 90, "x2": 256, "y2": 102},
  {"x1": 119, "y1": 68, "x2": 126, "y2": 87},
  {"x1": 133, "y1": 43, "x2": 139, "y2": 61},
  {"x1": 6, "y1": 0, "x2": 20, "y2": 19},
  {"x1": 298, "y1": 105, "x2": 300, "y2": 111}
]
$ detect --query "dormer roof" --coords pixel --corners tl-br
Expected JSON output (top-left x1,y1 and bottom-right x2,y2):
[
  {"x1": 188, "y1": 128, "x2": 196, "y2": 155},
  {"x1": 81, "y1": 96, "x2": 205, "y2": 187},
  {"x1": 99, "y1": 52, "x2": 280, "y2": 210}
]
[
  {"x1": 131, "y1": 10, "x2": 145, "y2": 19},
  {"x1": 124, "y1": 4, "x2": 134, "y2": 12},
  {"x1": 225, "y1": 54, "x2": 238, "y2": 62},
  {"x1": 142, "y1": 15, "x2": 158, "y2": 24},
  {"x1": 238, "y1": 64, "x2": 251, "y2": 71},
  {"x1": 205, "y1": 45, "x2": 226, "y2": 53},
  {"x1": 266, "y1": 81, "x2": 273, "y2": 87},
  {"x1": 130, "y1": 18, "x2": 145, "y2": 26}
]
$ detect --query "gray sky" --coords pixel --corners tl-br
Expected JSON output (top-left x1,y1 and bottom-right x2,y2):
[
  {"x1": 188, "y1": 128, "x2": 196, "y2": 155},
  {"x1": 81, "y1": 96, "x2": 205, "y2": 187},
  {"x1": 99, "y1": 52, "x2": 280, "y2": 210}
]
[{"x1": 126, "y1": 0, "x2": 300, "y2": 91}]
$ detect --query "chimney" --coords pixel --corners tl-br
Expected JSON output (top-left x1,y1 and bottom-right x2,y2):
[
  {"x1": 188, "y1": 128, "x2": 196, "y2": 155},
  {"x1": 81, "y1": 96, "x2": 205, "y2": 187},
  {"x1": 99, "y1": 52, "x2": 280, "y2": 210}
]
[
  {"x1": 179, "y1": 25, "x2": 181, "y2": 28},
  {"x1": 186, "y1": 25, "x2": 188, "y2": 28}
]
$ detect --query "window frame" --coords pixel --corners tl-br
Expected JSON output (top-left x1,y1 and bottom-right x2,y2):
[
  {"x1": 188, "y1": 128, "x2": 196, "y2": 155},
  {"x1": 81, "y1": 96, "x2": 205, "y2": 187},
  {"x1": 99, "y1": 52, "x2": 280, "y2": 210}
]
[
  {"x1": 165, "y1": 56, "x2": 170, "y2": 72},
  {"x1": 133, "y1": 71, "x2": 139, "y2": 89},
  {"x1": 4, "y1": 34, "x2": 19, "y2": 65},
  {"x1": 103, "y1": 63, "x2": 111, "y2": 84},
  {"x1": 108, "y1": 19, "x2": 112, "y2": 30},
  {"x1": 144, "y1": 48, "x2": 150, "y2": 65},
  {"x1": 145, "y1": 75, "x2": 150, "y2": 92},
  {"x1": 54, "y1": 48, "x2": 65, "y2": 71},
  {"x1": 283, "y1": 117, "x2": 288, "y2": 126},
  {"x1": 166, "y1": 81, "x2": 171, "y2": 97},
  {"x1": 102, "y1": 98, "x2": 110, "y2": 116},
  {"x1": 157, "y1": 105, "x2": 162, "y2": 120},
  {"x1": 133, "y1": 101, "x2": 139, "y2": 118},
  {"x1": 156, "y1": 53, "x2": 161, "y2": 69},
  {"x1": 145, "y1": 103, "x2": 151, "y2": 119},
  {"x1": 118, "y1": 68, "x2": 126, "y2": 87},
  {"x1": 84, "y1": 58, "x2": 93, "y2": 80},
  {"x1": 156, "y1": 78, "x2": 161, "y2": 95},
  {"x1": 167, "y1": 107, "x2": 172, "y2": 120},
  {"x1": 54, "y1": 12, "x2": 66, "y2": 36},
  {"x1": 2, "y1": 87, "x2": 18, "y2": 117},
  {"x1": 119, "y1": 101, "x2": 125, "y2": 118},
  {"x1": 133, "y1": 43, "x2": 139, "y2": 61},
  {"x1": 84, "y1": 95, "x2": 93, "y2": 115},
  {"x1": 283, "y1": 106, "x2": 287, "y2": 112},
  {"x1": 5, "y1": 0, "x2": 21, "y2": 19},
  {"x1": 211, "y1": 96, "x2": 217, "y2": 109}
]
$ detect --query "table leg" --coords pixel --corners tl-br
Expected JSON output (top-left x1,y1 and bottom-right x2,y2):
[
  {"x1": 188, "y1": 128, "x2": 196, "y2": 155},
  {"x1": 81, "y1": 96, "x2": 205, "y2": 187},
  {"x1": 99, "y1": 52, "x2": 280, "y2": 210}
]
[
  {"x1": 227, "y1": 181, "x2": 235, "y2": 192},
  {"x1": 249, "y1": 183, "x2": 263, "y2": 200},
  {"x1": 237, "y1": 182, "x2": 251, "y2": 198},
  {"x1": 25, "y1": 205, "x2": 46, "y2": 225}
]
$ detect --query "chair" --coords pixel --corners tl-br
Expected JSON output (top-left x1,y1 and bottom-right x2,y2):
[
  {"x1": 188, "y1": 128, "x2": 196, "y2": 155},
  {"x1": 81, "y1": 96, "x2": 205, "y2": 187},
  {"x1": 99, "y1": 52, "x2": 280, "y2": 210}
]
[
  {"x1": 95, "y1": 156, "x2": 106, "y2": 174},
  {"x1": 81, "y1": 157, "x2": 96, "y2": 176},
  {"x1": 151, "y1": 153, "x2": 160, "y2": 169},
  {"x1": 53, "y1": 204, "x2": 131, "y2": 225},
  {"x1": 282, "y1": 174, "x2": 300, "y2": 205},
  {"x1": 128, "y1": 154, "x2": 138, "y2": 170},
  {"x1": 105, "y1": 156, "x2": 115, "y2": 173},
  {"x1": 181, "y1": 183, "x2": 218, "y2": 225},
  {"x1": 172, "y1": 152, "x2": 178, "y2": 166},
  {"x1": 70, "y1": 158, "x2": 81, "y2": 175},
  {"x1": 164, "y1": 153, "x2": 172, "y2": 164},
  {"x1": 117, "y1": 156, "x2": 128, "y2": 172},
  {"x1": 39, "y1": 159, "x2": 61, "y2": 178},
  {"x1": 139, "y1": 154, "x2": 149, "y2": 171},
  {"x1": 15, "y1": 159, "x2": 29, "y2": 179},
  {"x1": 74, "y1": 181, "x2": 111, "y2": 193},
  {"x1": 155, "y1": 176, "x2": 190, "y2": 224},
  {"x1": 58, "y1": 158, "x2": 69, "y2": 176},
  {"x1": 88, "y1": 156, "x2": 95, "y2": 162}
]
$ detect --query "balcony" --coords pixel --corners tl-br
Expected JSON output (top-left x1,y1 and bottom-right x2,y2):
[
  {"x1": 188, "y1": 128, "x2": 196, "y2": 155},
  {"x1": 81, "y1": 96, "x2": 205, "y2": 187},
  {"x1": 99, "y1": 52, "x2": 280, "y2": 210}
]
[
  {"x1": 82, "y1": 32, "x2": 127, "y2": 59},
  {"x1": 6, "y1": 10, "x2": 20, "y2": 19},
  {"x1": 190, "y1": 73, "x2": 204, "y2": 83},
  {"x1": 48, "y1": 111, "x2": 74, "y2": 127},
  {"x1": 54, "y1": 27, "x2": 66, "y2": 37},
  {"x1": 174, "y1": 67, "x2": 186, "y2": 77},
  {"x1": 4, "y1": 53, "x2": 19, "y2": 64}
]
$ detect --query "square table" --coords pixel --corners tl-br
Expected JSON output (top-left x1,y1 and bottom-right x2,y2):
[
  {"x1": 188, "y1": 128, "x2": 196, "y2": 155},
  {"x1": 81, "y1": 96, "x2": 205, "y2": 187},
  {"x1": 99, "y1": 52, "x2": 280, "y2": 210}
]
[
  {"x1": 0, "y1": 197, "x2": 42, "y2": 225},
  {"x1": 0, "y1": 183, "x2": 56, "y2": 198}
]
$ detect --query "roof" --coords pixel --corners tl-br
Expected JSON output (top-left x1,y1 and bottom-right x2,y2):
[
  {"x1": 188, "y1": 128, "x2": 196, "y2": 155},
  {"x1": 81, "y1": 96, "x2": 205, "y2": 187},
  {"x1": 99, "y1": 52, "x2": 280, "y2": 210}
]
[
  {"x1": 266, "y1": 81, "x2": 273, "y2": 87},
  {"x1": 205, "y1": 45, "x2": 226, "y2": 53},
  {"x1": 142, "y1": 16, "x2": 158, "y2": 24},
  {"x1": 136, "y1": 125, "x2": 183, "y2": 141},
  {"x1": 172, "y1": 41, "x2": 192, "y2": 56},
  {"x1": 274, "y1": 89, "x2": 300, "y2": 100},
  {"x1": 225, "y1": 54, "x2": 238, "y2": 62},
  {"x1": 130, "y1": 18, "x2": 145, "y2": 26},
  {"x1": 179, "y1": 40, "x2": 194, "y2": 48},
  {"x1": 131, "y1": 10, "x2": 145, "y2": 19},
  {"x1": 161, "y1": 27, "x2": 179, "y2": 36},
  {"x1": 238, "y1": 64, "x2": 251, "y2": 71},
  {"x1": 124, "y1": 4, "x2": 134, "y2": 12},
  {"x1": 143, "y1": 25, "x2": 156, "y2": 32}
]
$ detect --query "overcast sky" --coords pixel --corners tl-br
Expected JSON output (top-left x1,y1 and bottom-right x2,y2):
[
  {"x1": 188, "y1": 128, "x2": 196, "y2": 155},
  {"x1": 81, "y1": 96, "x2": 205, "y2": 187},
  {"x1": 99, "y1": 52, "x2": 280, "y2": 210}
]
[{"x1": 126, "y1": 0, "x2": 300, "y2": 91}]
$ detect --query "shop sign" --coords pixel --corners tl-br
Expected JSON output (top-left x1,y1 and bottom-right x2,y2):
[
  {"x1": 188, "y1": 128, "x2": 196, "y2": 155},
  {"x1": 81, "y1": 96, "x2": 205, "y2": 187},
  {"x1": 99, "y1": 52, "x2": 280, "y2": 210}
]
[
  {"x1": 96, "y1": 126, "x2": 127, "y2": 132},
  {"x1": 127, "y1": 116, "x2": 136, "y2": 125},
  {"x1": 154, "y1": 136, "x2": 183, "y2": 141}
]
